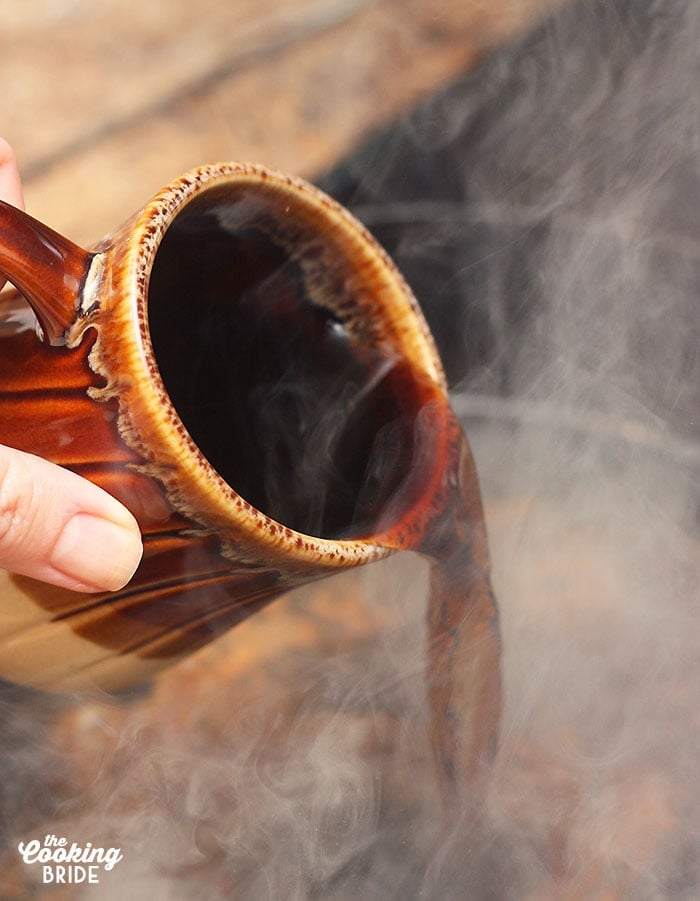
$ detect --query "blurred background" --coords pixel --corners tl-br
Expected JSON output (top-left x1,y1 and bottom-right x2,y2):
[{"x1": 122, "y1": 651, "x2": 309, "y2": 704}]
[
  {"x1": 5, "y1": 0, "x2": 561, "y2": 242},
  {"x1": 1, "y1": 0, "x2": 699, "y2": 897}
]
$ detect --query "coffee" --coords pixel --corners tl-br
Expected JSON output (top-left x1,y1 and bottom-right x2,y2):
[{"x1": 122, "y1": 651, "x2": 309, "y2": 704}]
[
  {"x1": 148, "y1": 186, "x2": 421, "y2": 540},
  {"x1": 147, "y1": 188, "x2": 501, "y2": 789}
]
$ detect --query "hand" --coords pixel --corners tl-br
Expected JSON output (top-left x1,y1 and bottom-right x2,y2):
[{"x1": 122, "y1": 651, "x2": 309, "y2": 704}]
[{"x1": 0, "y1": 140, "x2": 143, "y2": 592}]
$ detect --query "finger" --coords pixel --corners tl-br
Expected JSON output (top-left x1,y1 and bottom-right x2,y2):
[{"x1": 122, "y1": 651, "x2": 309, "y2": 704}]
[
  {"x1": 0, "y1": 445, "x2": 143, "y2": 592},
  {"x1": 0, "y1": 138, "x2": 25, "y2": 295},
  {"x1": 0, "y1": 137, "x2": 24, "y2": 210}
]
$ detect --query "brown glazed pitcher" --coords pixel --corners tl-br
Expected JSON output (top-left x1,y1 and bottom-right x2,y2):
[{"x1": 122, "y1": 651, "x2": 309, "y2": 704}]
[{"x1": 0, "y1": 163, "x2": 500, "y2": 790}]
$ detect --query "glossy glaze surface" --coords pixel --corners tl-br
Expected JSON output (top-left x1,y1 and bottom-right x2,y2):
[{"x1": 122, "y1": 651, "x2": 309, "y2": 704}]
[{"x1": 0, "y1": 200, "x2": 91, "y2": 344}]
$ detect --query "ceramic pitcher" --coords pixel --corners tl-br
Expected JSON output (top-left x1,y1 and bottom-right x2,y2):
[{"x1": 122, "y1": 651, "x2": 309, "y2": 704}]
[{"x1": 0, "y1": 163, "x2": 499, "y2": 785}]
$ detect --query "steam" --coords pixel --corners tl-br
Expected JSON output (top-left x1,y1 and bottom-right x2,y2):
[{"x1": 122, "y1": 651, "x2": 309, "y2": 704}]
[{"x1": 0, "y1": 0, "x2": 699, "y2": 897}]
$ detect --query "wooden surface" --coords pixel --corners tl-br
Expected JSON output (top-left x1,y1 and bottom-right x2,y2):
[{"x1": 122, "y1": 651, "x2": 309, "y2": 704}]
[{"x1": 3, "y1": 0, "x2": 562, "y2": 243}]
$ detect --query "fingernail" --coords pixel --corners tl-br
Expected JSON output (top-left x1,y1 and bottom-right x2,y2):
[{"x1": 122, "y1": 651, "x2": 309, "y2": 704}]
[{"x1": 51, "y1": 512, "x2": 143, "y2": 591}]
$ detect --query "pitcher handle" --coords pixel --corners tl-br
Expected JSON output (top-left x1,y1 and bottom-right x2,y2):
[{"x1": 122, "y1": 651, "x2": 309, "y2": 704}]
[{"x1": 0, "y1": 200, "x2": 93, "y2": 345}]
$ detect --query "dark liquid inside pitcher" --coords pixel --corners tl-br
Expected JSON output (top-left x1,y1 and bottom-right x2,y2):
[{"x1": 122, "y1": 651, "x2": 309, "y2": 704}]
[{"x1": 148, "y1": 187, "x2": 421, "y2": 540}]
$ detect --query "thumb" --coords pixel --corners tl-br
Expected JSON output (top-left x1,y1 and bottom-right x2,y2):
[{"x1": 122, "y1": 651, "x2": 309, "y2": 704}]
[{"x1": 0, "y1": 444, "x2": 143, "y2": 592}]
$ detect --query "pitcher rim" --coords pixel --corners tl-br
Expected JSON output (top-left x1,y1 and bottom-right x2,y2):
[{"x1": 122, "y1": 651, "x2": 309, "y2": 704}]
[{"x1": 106, "y1": 162, "x2": 448, "y2": 569}]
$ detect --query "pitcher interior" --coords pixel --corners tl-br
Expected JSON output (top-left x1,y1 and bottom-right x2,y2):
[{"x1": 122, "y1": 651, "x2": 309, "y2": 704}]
[{"x1": 146, "y1": 182, "x2": 431, "y2": 540}]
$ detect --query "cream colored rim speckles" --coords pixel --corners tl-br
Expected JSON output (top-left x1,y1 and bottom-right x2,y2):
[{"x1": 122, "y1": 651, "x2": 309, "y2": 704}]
[{"x1": 91, "y1": 163, "x2": 447, "y2": 572}]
